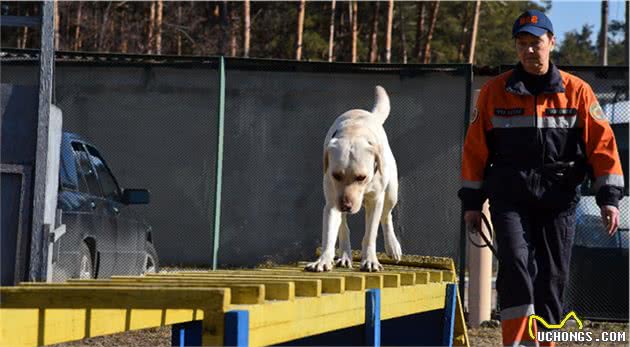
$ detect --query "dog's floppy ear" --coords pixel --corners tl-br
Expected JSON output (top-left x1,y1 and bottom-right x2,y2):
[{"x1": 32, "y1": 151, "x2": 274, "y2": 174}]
[
  {"x1": 323, "y1": 148, "x2": 329, "y2": 174},
  {"x1": 371, "y1": 143, "x2": 384, "y2": 174}
]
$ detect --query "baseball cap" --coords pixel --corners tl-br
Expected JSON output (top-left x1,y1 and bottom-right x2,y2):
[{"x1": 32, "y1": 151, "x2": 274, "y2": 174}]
[{"x1": 512, "y1": 10, "x2": 554, "y2": 38}]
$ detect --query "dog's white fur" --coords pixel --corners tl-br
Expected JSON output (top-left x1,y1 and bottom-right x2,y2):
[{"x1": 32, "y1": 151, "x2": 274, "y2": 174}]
[{"x1": 305, "y1": 86, "x2": 402, "y2": 272}]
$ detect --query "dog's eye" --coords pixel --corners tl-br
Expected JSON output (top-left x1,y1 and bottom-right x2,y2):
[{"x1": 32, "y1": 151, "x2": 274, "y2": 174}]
[
  {"x1": 332, "y1": 173, "x2": 343, "y2": 181},
  {"x1": 355, "y1": 175, "x2": 367, "y2": 182}
]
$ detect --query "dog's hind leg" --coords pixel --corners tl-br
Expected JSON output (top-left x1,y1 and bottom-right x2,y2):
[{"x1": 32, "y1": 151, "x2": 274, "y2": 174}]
[
  {"x1": 381, "y1": 210, "x2": 402, "y2": 262},
  {"x1": 382, "y1": 183, "x2": 402, "y2": 262},
  {"x1": 336, "y1": 214, "x2": 353, "y2": 268}
]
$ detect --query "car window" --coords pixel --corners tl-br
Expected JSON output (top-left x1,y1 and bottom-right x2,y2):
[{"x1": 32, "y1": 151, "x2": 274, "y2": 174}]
[
  {"x1": 71, "y1": 142, "x2": 101, "y2": 196},
  {"x1": 86, "y1": 145, "x2": 121, "y2": 201}
]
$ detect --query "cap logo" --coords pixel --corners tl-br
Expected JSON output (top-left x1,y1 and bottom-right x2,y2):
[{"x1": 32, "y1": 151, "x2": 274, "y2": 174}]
[{"x1": 519, "y1": 15, "x2": 538, "y2": 25}]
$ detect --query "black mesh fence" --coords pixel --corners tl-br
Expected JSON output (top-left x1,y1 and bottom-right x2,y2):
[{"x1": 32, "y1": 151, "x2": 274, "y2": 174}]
[
  {"x1": 2, "y1": 52, "x2": 220, "y2": 280},
  {"x1": 4, "y1": 49, "x2": 624, "y2": 321},
  {"x1": 560, "y1": 67, "x2": 629, "y2": 321},
  {"x1": 1, "y1": 51, "x2": 471, "y2": 281},
  {"x1": 218, "y1": 59, "x2": 471, "y2": 267}
]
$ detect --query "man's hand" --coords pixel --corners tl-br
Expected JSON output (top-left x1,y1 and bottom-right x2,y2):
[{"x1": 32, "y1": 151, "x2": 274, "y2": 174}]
[
  {"x1": 600, "y1": 205, "x2": 620, "y2": 236},
  {"x1": 465, "y1": 210, "x2": 482, "y2": 234}
]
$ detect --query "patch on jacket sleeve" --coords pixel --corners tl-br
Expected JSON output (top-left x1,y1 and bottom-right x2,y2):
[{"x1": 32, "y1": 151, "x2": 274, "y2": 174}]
[
  {"x1": 589, "y1": 101, "x2": 605, "y2": 121},
  {"x1": 470, "y1": 108, "x2": 479, "y2": 124}
]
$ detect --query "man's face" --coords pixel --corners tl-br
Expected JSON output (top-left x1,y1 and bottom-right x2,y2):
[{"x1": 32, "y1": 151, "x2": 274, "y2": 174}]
[{"x1": 515, "y1": 32, "x2": 555, "y2": 75}]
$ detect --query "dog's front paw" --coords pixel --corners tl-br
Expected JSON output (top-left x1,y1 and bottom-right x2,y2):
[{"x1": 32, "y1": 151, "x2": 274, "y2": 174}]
[
  {"x1": 384, "y1": 236, "x2": 402, "y2": 262},
  {"x1": 335, "y1": 252, "x2": 353, "y2": 268},
  {"x1": 305, "y1": 255, "x2": 335, "y2": 272},
  {"x1": 360, "y1": 254, "x2": 383, "y2": 272}
]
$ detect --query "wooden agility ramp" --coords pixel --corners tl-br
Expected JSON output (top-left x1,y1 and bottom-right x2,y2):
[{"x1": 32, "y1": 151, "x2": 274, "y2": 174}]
[{"x1": 0, "y1": 253, "x2": 469, "y2": 346}]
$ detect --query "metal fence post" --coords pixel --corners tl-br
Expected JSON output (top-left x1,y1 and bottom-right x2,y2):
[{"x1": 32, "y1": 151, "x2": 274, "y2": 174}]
[{"x1": 212, "y1": 56, "x2": 226, "y2": 270}]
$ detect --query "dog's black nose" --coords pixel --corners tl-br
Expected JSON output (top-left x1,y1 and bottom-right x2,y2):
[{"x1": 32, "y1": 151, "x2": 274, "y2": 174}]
[{"x1": 340, "y1": 202, "x2": 352, "y2": 212}]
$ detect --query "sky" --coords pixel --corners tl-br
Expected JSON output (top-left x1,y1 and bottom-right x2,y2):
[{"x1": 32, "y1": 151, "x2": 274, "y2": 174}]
[{"x1": 541, "y1": 0, "x2": 627, "y2": 44}]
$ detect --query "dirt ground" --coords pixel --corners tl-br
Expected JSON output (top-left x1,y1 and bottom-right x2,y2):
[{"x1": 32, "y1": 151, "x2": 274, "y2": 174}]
[{"x1": 54, "y1": 320, "x2": 628, "y2": 347}]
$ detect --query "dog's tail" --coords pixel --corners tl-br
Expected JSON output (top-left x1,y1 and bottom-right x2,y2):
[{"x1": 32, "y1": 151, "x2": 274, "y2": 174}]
[{"x1": 371, "y1": 85, "x2": 390, "y2": 124}]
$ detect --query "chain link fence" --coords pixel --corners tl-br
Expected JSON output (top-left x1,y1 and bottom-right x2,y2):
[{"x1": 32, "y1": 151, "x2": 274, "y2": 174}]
[
  {"x1": 2, "y1": 50, "x2": 626, "y2": 321},
  {"x1": 560, "y1": 67, "x2": 629, "y2": 321},
  {"x1": 1, "y1": 50, "x2": 471, "y2": 281}
]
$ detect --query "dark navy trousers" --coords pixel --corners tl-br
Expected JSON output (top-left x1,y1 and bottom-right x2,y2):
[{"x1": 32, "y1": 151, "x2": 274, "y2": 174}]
[{"x1": 490, "y1": 200, "x2": 577, "y2": 327}]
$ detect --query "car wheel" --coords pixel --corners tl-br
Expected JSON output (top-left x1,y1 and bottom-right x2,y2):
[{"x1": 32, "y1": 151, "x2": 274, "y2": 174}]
[
  {"x1": 79, "y1": 243, "x2": 94, "y2": 279},
  {"x1": 144, "y1": 243, "x2": 159, "y2": 274}
]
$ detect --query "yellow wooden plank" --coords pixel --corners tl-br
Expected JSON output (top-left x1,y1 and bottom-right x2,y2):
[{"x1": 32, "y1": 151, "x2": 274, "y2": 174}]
[
  {"x1": 0, "y1": 309, "x2": 39, "y2": 346},
  {"x1": 415, "y1": 271, "x2": 430, "y2": 284},
  {"x1": 383, "y1": 274, "x2": 401, "y2": 288},
  {"x1": 168, "y1": 273, "x2": 345, "y2": 295},
  {"x1": 237, "y1": 291, "x2": 366, "y2": 347},
  {"x1": 0, "y1": 286, "x2": 228, "y2": 347},
  {"x1": 443, "y1": 271, "x2": 456, "y2": 282},
  {"x1": 24, "y1": 281, "x2": 266, "y2": 305},
  {"x1": 399, "y1": 273, "x2": 416, "y2": 285},
  {"x1": 453, "y1": 284, "x2": 470, "y2": 347},
  {"x1": 380, "y1": 283, "x2": 447, "y2": 320},
  {"x1": 429, "y1": 271, "x2": 443, "y2": 283},
  {"x1": 112, "y1": 276, "x2": 321, "y2": 298},
  {"x1": 257, "y1": 268, "x2": 366, "y2": 291},
  {"x1": 365, "y1": 274, "x2": 384, "y2": 289},
  {"x1": 309, "y1": 249, "x2": 455, "y2": 270}
]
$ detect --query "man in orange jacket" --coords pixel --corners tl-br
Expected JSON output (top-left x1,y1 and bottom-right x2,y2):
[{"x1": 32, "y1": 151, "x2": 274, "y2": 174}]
[{"x1": 459, "y1": 9, "x2": 624, "y2": 347}]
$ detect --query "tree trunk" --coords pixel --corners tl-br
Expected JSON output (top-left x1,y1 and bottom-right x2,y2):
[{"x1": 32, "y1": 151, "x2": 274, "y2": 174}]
[
  {"x1": 148, "y1": 1, "x2": 156, "y2": 53},
  {"x1": 598, "y1": 0, "x2": 608, "y2": 65},
  {"x1": 229, "y1": 2, "x2": 238, "y2": 56},
  {"x1": 468, "y1": 0, "x2": 481, "y2": 64},
  {"x1": 385, "y1": 0, "x2": 394, "y2": 63},
  {"x1": 457, "y1": 3, "x2": 470, "y2": 62},
  {"x1": 21, "y1": 8, "x2": 30, "y2": 49},
  {"x1": 243, "y1": 0, "x2": 251, "y2": 57},
  {"x1": 369, "y1": 2, "x2": 379, "y2": 63},
  {"x1": 399, "y1": 3, "x2": 408, "y2": 64},
  {"x1": 120, "y1": 4, "x2": 128, "y2": 53},
  {"x1": 296, "y1": 0, "x2": 306, "y2": 60},
  {"x1": 99, "y1": 2, "x2": 112, "y2": 51},
  {"x1": 414, "y1": 2, "x2": 425, "y2": 62},
  {"x1": 177, "y1": 2, "x2": 182, "y2": 55},
  {"x1": 350, "y1": 1, "x2": 358, "y2": 62},
  {"x1": 156, "y1": 0, "x2": 163, "y2": 55},
  {"x1": 217, "y1": 1, "x2": 229, "y2": 55},
  {"x1": 74, "y1": 3, "x2": 81, "y2": 51},
  {"x1": 53, "y1": 0, "x2": 59, "y2": 50},
  {"x1": 328, "y1": 0, "x2": 336, "y2": 62},
  {"x1": 422, "y1": 1, "x2": 440, "y2": 64}
]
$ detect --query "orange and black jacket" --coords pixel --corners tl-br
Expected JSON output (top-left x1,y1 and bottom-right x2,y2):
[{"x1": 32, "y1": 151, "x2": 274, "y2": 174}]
[{"x1": 459, "y1": 63, "x2": 624, "y2": 210}]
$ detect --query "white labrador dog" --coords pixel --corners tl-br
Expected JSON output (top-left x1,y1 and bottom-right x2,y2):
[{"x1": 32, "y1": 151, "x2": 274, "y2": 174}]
[{"x1": 305, "y1": 86, "x2": 402, "y2": 272}]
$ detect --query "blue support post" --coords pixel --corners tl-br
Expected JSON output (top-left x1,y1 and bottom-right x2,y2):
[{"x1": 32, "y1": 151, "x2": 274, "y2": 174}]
[
  {"x1": 225, "y1": 310, "x2": 249, "y2": 347},
  {"x1": 171, "y1": 320, "x2": 202, "y2": 347},
  {"x1": 442, "y1": 283, "x2": 458, "y2": 347},
  {"x1": 365, "y1": 288, "x2": 381, "y2": 347}
]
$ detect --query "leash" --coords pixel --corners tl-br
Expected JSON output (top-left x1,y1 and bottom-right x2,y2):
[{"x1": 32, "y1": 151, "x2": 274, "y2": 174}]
[{"x1": 467, "y1": 212, "x2": 499, "y2": 259}]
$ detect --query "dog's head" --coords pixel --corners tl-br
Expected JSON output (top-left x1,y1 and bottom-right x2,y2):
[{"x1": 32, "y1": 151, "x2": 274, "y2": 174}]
[{"x1": 323, "y1": 135, "x2": 383, "y2": 214}]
